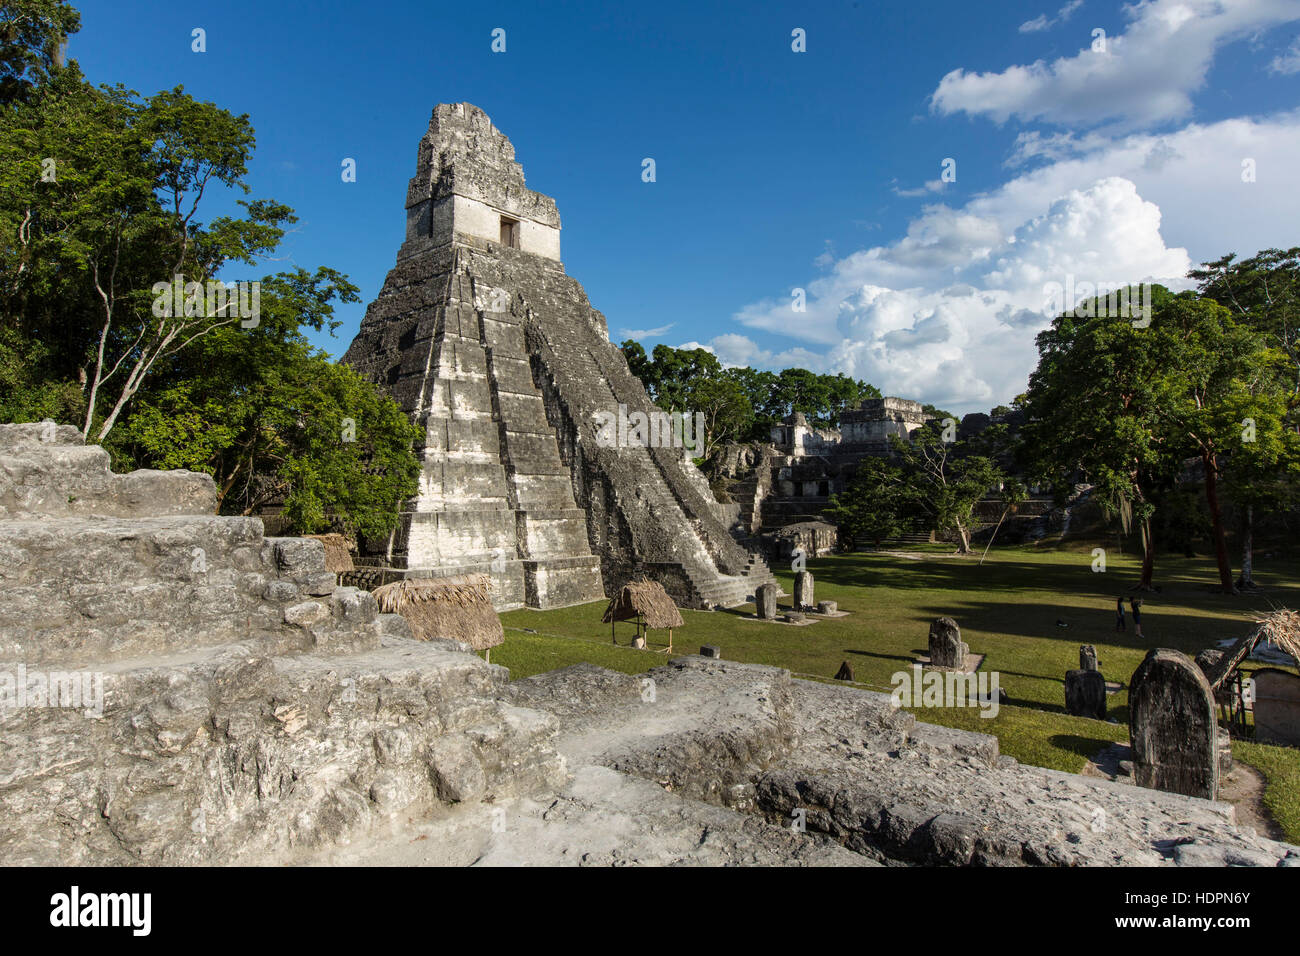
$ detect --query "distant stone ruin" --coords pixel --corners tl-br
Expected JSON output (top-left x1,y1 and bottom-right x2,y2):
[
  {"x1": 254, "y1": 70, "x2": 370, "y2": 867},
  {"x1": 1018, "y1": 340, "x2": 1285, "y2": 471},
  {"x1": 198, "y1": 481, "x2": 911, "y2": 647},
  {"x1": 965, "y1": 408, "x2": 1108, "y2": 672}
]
[
  {"x1": 342, "y1": 103, "x2": 774, "y2": 611},
  {"x1": 716, "y1": 400, "x2": 930, "y2": 543}
]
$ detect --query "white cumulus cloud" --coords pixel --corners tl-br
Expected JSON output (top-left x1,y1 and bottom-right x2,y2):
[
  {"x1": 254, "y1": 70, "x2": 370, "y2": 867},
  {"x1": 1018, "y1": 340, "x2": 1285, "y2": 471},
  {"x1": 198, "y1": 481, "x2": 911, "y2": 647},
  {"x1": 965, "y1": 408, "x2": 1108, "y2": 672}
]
[
  {"x1": 723, "y1": 108, "x2": 1300, "y2": 414},
  {"x1": 932, "y1": 0, "x2": 1300, "y2": 128}
]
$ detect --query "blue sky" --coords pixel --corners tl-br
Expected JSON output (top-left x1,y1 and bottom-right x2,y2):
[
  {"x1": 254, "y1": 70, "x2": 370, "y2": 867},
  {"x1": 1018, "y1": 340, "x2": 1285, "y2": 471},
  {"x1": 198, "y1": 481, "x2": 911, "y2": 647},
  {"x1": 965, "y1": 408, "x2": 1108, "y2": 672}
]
[{"x1": 70, "y1": 0, "x2": 1300, "y2": 413}]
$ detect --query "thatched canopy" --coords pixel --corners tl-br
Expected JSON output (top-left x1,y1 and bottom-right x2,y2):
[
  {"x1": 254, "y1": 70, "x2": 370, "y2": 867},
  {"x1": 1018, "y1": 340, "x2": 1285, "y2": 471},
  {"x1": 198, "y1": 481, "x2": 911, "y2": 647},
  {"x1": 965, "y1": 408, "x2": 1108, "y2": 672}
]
[
  {"x1": 371, "y1": 573, "x2": 503, "y2": 650},
  {"x1": 304, "y1": 533, "x2": 354, "y2": 574},
  {"x1": 1202, "y1": 608, "x2": 1300, "y2": 690},
  {"x1": 601, "y1": 579, "x2": 683, "y2": 630}
]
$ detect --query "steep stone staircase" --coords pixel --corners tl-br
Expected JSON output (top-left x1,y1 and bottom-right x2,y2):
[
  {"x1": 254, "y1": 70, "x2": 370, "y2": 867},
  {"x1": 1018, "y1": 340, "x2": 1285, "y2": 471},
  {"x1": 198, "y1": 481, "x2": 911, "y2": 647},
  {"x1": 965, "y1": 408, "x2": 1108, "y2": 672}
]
[
  {"x1": 0, "y1": 423, "x2": 565, "y2": 865},
  {"x1": 442, "y1": 244, "x2": 776, "y2": 609}
]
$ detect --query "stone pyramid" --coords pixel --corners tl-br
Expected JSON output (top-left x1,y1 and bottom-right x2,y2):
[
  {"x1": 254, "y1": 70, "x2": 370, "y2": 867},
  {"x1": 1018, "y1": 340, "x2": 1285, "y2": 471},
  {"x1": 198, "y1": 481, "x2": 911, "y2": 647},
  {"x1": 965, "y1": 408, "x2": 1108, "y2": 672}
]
[{"x1": 343, "y1": 103, "x2": 775, "y2": 610}]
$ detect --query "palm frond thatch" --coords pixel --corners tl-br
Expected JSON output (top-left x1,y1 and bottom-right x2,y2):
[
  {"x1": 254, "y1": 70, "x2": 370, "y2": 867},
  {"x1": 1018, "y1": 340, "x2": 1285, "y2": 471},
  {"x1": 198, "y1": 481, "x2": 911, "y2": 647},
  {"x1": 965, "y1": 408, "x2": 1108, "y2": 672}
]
[
  {"x1": 1203, "y1": 608, "x2": 1300, "y2": 690},
  {"x1": 601, "y1": 579, "x2": 683, "y2": 630},
  {"x1": 303, "y1": 533, "x2": 354, "y2": 574},
  {"x1": 371, "y1": 573, "x2": 503, "y2": 650}
]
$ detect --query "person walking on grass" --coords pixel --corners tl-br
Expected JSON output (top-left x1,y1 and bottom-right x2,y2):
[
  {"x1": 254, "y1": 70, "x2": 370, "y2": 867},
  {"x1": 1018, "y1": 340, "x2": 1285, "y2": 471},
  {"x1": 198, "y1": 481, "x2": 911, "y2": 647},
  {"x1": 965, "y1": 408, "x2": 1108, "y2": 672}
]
[
  {"x1": 1129, "y1": 597, "x2": 1143, "y2": 639},
  {"x1": 1114, "y1": 595, "x2": 1126, "y2": 633}
]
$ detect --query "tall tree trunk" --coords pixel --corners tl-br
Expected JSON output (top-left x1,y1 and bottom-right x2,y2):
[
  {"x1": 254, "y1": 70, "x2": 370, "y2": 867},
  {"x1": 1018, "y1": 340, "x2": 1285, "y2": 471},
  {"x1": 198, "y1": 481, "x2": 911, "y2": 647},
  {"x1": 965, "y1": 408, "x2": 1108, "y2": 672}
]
[
  {"x1": 1236, "y1": 504, "x2": 1255, "y2": 590},
  {"x1": 954, "y1": 522, "x2": 971, "y2": 554},
  {"x1": 1138, "y1": 515, "x2": 1156, "y2": 590},
  {"x1": 1202, "y1": 451, "x2": 1236, "y2": 593}
]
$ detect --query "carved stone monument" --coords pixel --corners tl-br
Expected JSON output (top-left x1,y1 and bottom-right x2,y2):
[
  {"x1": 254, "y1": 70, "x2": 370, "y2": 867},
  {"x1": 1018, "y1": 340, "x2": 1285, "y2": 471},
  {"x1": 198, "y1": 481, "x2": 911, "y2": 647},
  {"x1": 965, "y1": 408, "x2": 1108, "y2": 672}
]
[
  {"x1": 793, "y1": 571, "x2": 814, "y2": 610},
  {"x1": 1129, "y1": 648, "x2": 1219, "y2": 800},
  {"x1": 928, "y1": 617, "x2": 968, "y2": 669},
  {"x1": 1064, "y1": 668, "x2": 1107, "y2": 720}
]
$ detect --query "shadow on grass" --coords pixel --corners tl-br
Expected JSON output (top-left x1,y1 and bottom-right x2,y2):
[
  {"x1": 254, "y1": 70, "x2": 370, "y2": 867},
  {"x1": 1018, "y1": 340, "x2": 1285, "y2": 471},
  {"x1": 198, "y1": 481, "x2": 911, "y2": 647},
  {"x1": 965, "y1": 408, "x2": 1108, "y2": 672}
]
[
  {"x1": 844, "y1": 648, "x2": 916, "y2": 664},
  {"x1": 1049, "y1": 733, "x2": 1123, "y2": 763}
]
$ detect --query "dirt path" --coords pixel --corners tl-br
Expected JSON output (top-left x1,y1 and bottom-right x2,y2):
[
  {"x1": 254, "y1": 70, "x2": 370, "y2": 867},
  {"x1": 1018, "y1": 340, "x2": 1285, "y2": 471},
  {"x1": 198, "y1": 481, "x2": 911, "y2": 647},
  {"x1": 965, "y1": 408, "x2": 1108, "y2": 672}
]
[{"x1": 1085, "y1": 742, "x2": 1285, "y2": 841}]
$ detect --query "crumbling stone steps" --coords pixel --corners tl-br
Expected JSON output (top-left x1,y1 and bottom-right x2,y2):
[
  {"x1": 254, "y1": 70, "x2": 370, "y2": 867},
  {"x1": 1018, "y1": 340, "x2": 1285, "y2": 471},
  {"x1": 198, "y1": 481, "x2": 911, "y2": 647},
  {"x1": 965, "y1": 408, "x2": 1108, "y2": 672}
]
[
  {"x1": 0, "y1": 630, "x2": 566, "y2": 865},
  {"x1": 0, "y1": 424, "x2": 215, "y2": 520},
  {"x1": 0, "y1": 422, "x2": 577, "y2": 866},
  {"x1": 525, "y1": 328, "x2": 770, "y2": 606},
  {"x1": 306, "y1": 763, "x2": 871, "y2": 867},
  {"x1": 0, "y1": 516, "x2": 330, "y2": 665},
  {"x1": 508, "y1": 658, "x2": 1300, "y2": 867}
]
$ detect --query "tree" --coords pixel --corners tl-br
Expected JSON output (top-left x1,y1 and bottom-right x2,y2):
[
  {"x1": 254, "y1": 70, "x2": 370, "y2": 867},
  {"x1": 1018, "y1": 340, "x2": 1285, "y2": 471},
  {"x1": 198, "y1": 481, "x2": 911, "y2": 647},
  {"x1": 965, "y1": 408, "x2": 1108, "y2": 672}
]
[
  {"x1": 824, "y1": 457, "x2": 909, "y2": 549},
  {"x1": 1159, "y1": 293, "x2": 1279, "y2": 592},
  {"x1": 0, "y1": 0, "x2": 79, "y2": 104},
  {"x1": 690, "y1": 375, "x2": 751, "y2": 460},
  {"x1": 1192, "y1": 248, "x2": 1300, "y2": 400},
  {"x1": 108, "y1": 270, "x2": 419, "y2": 538},
  {"x1": 1021, "y1": 287, "x2": 1184, "y2": 588},
  {"x1": 0, "y1": 67, "x2": 296, "y2": 441},
  {"x1": 619, "y1": 339, "x2": 656, "y2": 394},
  {"x1": 890, "y1": 427, "x2": 1002, "y2": 554},
  {"x1": 980, "y1": 478, "x2": 1027, "y2": 564},
  {"x1": 1192, "y1": 248, "x2": 1300, "y2": 585},
  {"x1": 2, "y1": 2, "x2": 419, "y2": 543},
  {"x1": 821, "y1": 373, "x2": 879, "y2": 426},
  {"x1": 722, "y1": 364, "x2": 778, "y2": 440}
]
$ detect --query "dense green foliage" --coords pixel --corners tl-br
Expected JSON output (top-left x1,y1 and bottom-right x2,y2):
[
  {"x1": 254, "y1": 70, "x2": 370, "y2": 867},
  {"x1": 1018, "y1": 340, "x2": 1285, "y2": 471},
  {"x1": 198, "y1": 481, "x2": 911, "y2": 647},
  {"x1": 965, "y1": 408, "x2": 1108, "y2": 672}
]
[
  {"x1": 825, "y1": 425, "x2": 1006, "y2": 553},
  {"x1": 620, "y1": 340, "x2": 879, "y2": 450},
  {"x1": 0, "y1": 1, "x2": 418, "y2": 536},
  {"x1": 1021, "y1": 282, "x2": 1300, "y2": 591}
]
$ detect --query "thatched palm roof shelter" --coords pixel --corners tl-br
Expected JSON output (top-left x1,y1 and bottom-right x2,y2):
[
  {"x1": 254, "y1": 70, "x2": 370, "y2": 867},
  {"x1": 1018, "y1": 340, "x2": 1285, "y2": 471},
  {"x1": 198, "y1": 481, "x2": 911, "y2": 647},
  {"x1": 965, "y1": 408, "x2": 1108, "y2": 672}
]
[
  {"x1": 602, "y1": 579, "x2": 683, "y2": 651},
  {"x1": 304, "y1": 533, "x2": 354, "y2": 575},
  {"x1": 1201, "y1": 609, "x2": 1300, "y2": 690},
  {"x1": 371, "y1": 573, "x2": 504, "y2": 657},
  {"x1": 1197, "y1": 608, "x2": 1300, "y2": 736}
]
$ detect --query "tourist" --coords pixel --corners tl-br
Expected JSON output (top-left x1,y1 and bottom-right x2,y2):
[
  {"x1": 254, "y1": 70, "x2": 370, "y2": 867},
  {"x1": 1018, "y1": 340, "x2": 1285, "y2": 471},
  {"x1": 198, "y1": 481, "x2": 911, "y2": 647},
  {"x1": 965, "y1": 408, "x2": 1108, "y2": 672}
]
[
  {"x1": 1130, "y1": 597, "x2": 1143, "y2": 639},
  {"x1": 1114, "y1": 596, "x2": 1125, "y2": 632}
]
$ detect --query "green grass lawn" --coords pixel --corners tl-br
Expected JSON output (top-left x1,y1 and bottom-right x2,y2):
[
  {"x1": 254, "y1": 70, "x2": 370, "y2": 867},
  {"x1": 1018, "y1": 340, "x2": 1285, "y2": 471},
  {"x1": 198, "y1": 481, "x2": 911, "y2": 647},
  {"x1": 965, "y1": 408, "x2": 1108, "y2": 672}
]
[{"x1": 494, "y1": 540, "x2": 1300, "y2": 842}]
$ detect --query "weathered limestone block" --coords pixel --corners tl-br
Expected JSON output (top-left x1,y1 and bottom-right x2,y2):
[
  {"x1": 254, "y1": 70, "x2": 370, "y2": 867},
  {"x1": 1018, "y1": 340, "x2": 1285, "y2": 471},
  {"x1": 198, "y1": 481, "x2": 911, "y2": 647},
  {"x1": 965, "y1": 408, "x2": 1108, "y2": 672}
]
[
  {"x1": 756, "y1": 583, "x2": 779, "y2": 620},
  {"x1": 1079, "y1": 644, "x2": 1099, "y2": 671},
  {"x1": 1129, "y1": 648, "x2": 1219, "y2": 800},
  {"x1": 928, "y1": 617, "x2": 967, "y2": 669},
  {"x1": 270, "y1": 537, "x2": 327, "y2": 578},
  {"x1": 817, "y1": 600, "x2": 838, "y2": 615},
  {"x1": 0, "y1": 423, "x2": 571, "y2": 865},
  {"x1": 0, "y1": 427, "x2": 217, "y2": 519},
  {"x1": 793, "y1": 571, "x2": 814, "y2": 610},
  {"x1": 1064, "y1": 668, "x2": 1107, "y2": 720}
]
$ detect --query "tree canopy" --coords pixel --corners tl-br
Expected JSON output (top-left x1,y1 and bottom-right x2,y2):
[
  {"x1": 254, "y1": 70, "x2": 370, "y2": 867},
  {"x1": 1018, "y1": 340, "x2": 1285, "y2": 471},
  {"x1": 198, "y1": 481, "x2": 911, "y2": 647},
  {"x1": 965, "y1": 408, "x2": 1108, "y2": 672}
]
[{"x1": 0, "y1": 3, "x2": 418, "y2": 538}]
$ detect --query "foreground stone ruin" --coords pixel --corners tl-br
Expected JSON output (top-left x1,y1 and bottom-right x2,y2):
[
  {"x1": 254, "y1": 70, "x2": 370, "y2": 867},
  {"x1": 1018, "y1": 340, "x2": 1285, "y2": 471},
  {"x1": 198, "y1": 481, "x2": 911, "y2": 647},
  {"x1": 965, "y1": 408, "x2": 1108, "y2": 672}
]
[
  {"x1": 3, "y1": 422, "x2": 1297, "y2": 866},
  {"x1": 342, "y1": 103, "x2": 774, "y2": 611},
  {"x1": 0, "y1": 424, "x2": 565, "y2": 864},
  {"x1": 320, "y1": 659, "x2": 1300, "y2": 867}
]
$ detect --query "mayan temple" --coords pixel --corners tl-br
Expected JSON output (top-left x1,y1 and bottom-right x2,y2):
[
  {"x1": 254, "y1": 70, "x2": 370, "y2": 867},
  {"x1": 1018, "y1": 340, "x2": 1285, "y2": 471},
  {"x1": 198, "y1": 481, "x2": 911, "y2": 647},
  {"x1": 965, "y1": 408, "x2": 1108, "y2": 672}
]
[{"x1": 343, "y1": 103, "x2": 775, "y2": 610}]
